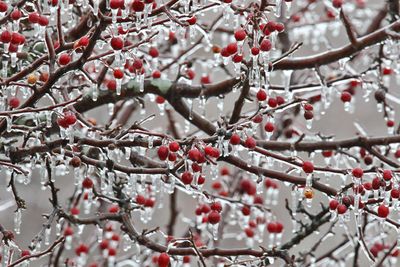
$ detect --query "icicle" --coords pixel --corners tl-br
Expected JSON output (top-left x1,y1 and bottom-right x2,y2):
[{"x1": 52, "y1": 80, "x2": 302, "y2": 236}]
[
  {"x1": 184, "y1": 118, "x2": 190, "y2": 133},
  {"x1": 283, "y1": 70, "x2": 293, "y2": 99},
  {"x1": 217, "y1": 95, "x2": 224, "y2": 115},
  {"x1": 222, "y1": 4, "x2": 232, "y2": 26},
  {"x1": 44, "y1": 227, "x2": 51, "y2": 245},
  {"x1": 2, "y1": 245, "x2": 10, "y2": 267},
  {"x1": 108, "y1": 103, "x2": 114, "y2": 115},
  {"x1": 111, "y1": 9, "x2": 118, "y2": 24},
  {"x1": 187, "y1": 99, "x2": 193, "y2": 120},
  {"x1": 92, "y1": 84, "x2": 98, "y2": 101},
  {"x1": 6, "y1": 116, "x2": 12, "y2": 132},
  {"x1": 14, "y1": 209, "x2": 22, "y2": 234},
  {"x1": 116, "y1": 78, "x2": 122, "y2": 95},
  {"x1": 139, "y1": 74, "x2": 145, "y2": 92},
  {"x1": 275, "y1": 0, "x2": 282, "y2": 17},
  {"x1": 2, "y1": 57, "x2": 8, "y2": 78},
  {"x1": 212, "y1": 223, "x2": 219, "y2": 240},
  {"x1": 285, "y1": 0, "x2": 292, "y2": 18}
]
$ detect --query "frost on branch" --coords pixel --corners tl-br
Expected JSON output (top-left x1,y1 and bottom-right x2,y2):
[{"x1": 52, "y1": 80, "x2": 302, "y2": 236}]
[{"x1": 0, "y1": 0, "x2": 399, "y2": 266}]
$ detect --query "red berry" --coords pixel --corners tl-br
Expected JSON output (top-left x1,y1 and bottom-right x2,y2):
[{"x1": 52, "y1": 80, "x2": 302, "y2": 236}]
[
  {"x1": 322, "y1": 150, "x2": 333, "y2": 157},
  {"x1": 241, "y1": 205, "x2": 251, "y2": 216},
  {"x1": 107, "y1": 80, "x2": 117, "y2": 91},
  {"x1": 382, "y1": 170, "x2": 393, "y2": 181},
  {"x1": 200, "y1": 75, "x2": 211, "y2": 84},
  {"x1": 256, "y1": 89, "x2": 267, "y2": 101},
  {"x1": 82, "y1": 177, "x2": 94, "y2": 189},
  {"x1": 232, "y1": 53, "x2": 243, "y2": 63},
  {"x1": 251, "y1": 47, "x2": 260, "y2": 56},
  {"x1": 157, "y1": 146, "x2": 169, "y2": 160},
  {"x1": 245, "y1": 137, "x2": 256, "y2": 149},
  {"x1": 352, "y1": 167, "x2": 363, "y2": 178},
  {"x1": 220, "y1": 167, "x2": 230, "y2": 176},
  {"x1": 197, "y1": 175, "x2": 205, "y2": 185},
  {"x1": 9, "y1": 97, "x2": 20, "y2": 108},
  {"x1": 260, "y1": 39, "x2": 272, "y2": 52},
  {"x1": 188, "y1": 148, "x2": 201, "y2": 161},
  {"x1": 212, "y1": 181, "x2": 222, "y2": 190},
  {"x1": 341, "y1": 91, "x2": 352, "y2": 102},
  {"x1": 132, "y1": 59, "x2": 143, "y2": 69},
  {"x1": 78, "y1": 36, "x2": 90, "y2": 47},
  {"x1": 113, "y1": 69, "x2": 124, "y2": 79},
  {"x1": 110, "y1": 0, "x2": 124, "y2": 9},
  {"x1": 0, "y1": 1, "x2": 8, "y2": 12},
  {"x1": 108, "y1": 204, "x2": 119, "y2": 213},
  {"x1": 158, "y1": 253, "x2": 170, "y2": 267},
  {"x1": 10, "y1": 9, "x2": 22, "y2": 21},
  {"x1": 332, "y1": 0, "x2": 343, "y2": 8},
  {"x1": 382, "y1": 67, "x2": 392, "y2": 75},
  {"x1": 329, "y1": 199, "x2": 339, "y2": 210},
  {"x1": 234, "y1": 29, "x2": 246, "y2": 41},
  {"x1": 377, "y1": 204, "x2": 389, "y2": 218},
  {"x1": 187, "y1": 16, "x2": 197, "y2": 25},
  {"x1": 70, "y1": 207, "x2": 80, "y2": 215},
  {"x1": 372, "y1": 177, "x2": 381, "y2": 190},
  {"x1": 136, "y1": 195, "x2": 146, "y2": 205},
  {"x1": 226, "y1": 42, "x2": 238, "y2": 55},
  {"x1": 337, "y1": 204, "x2": 347, "y2": 214},
  {"x1": 169, "y1": 142, "x2": 180, "y2": 152},
  {"x1": 230, "y1": 133, "x2": 241, "y2": 145},
  {"x1": 58, "y1": 53, "x2": 71, "y2": 65},
  {"x1": 64, "y1": 112, "x2": 77, "y2": 125},
  {"x1": 391, "y1": 189, "x2": 400, "y2": 199},
  {"x1": 38, "y1": 16, "x2": 49, "y2": 26},
  {"x1": 152, "y1": 70, "x2": 161, "y2": 79},
  {"x1": 183, "y1": 256, "x2": 190, "y2": 263},
  {"x1": 210, "y1": 202, "x2": 222, "y2": 212},
  {"x1": 275, "y1": 22, "x2": 285, "y2": 32},
  {"x1": 252, "y1": 114, "x2": 263, "y2": 123},
  {"x1": 186, "y1": 69, "x2": 195, "y2": 80},
  {"x1": 169, "y1": 152, "x2": 177, "y2": 162},
  {"x1": 207, "y1": 210, "x2": 221, "y2": 224},
  {"x1": 302, "y1": 161, "x2": 314, "y2": 173},
  {"x1": 64, "y1": 226, "x2": 74, "y2": 236},
  {"x1": 0, "y1": 31, "x2": 12, "y2": 43},
  {"x1": 75, "y1": 244, "x2": 89, "y2": 256},
  {"x1": 276, "y1": 96, "x2": 285, "y2": 105},
  {"x1": 264, "y1": 122, "x2": 275, "y2": 132},
  {"x1": 245, "y1": 227, "x2": 254, "y2": 237},
  {"x1": 108, "y1": 247, "x2": 117, "y2": 256},
  {"x1": 149, "y1": 47, "x2": 159, "y2": 58},
  {"x1": 267, "y1": 222, "x2": 277, "y2": 233},
  {"x1": 268, "y1": 98, "x2": 277, "y2": 108},
  {"x1": 111, "y1": 37, "x2": 124, "y2": 50},
  {"x1": 304, "y1": 111, "x2": 313, "y2": 120},
  {"x1": 131, "y1": 0, "x2": 145, "y2": 11},
  {"x1": 28, "y1": 12, "x2": 40, "y2": 23},
  {"x1": 181, "y1": 171, "x2": 193, "y2": 185}
]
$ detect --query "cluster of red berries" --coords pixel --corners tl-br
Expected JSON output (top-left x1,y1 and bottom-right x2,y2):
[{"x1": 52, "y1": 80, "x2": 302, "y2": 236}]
[
  {"x1": 28, "y1": 12, "x2": 49, "y2": 26},
  {"x1": 195, "y1": 202, "x2": 222, "y2": 225},
  {"x1": 370, "y1": 242, "x2": 399, "y2": 258},
  {"x1": 256, "y1": 91, "x2": 286, "y2": 109},
  {"x1": 0, "y1": 30, "x2": 25, "y2": 52},
  {"x1": 267, "y1": 221, "x2": 284, "y2": 234},
  {"x1": 57, "y1": 112, "x2": 77, "y2": 128},
  {"x1": 260, "y1": 21, "x2": 285, "y2": 36},
  {"x1": 135, "y1": 194, "x2": 155, "y2": 208}
]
